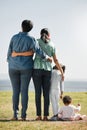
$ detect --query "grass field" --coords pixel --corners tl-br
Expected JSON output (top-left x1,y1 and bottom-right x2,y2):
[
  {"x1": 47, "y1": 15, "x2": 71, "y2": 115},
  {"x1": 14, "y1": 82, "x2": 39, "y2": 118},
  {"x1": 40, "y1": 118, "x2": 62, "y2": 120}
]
[{"x1": 0, "y1": 91, "x2": 87, "y2": 130}]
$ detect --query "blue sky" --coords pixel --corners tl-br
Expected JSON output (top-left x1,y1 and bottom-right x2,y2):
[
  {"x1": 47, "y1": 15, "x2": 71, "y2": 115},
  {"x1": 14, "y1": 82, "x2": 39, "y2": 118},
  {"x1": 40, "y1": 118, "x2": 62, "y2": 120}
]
[{"x1": 0, "y1": 0, "x2": 87, "y2": 80}]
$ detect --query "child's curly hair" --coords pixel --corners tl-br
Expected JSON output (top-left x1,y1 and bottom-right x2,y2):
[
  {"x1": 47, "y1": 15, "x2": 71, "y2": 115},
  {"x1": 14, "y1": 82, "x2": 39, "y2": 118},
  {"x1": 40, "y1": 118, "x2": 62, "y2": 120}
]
[{"x1": 63, "y1": 96, "x2": 72, "y2": 105}]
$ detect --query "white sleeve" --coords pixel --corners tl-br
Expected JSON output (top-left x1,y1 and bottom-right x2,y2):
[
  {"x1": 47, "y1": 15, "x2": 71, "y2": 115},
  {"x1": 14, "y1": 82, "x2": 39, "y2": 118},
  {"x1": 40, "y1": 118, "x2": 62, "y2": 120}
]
[
  {"x1": 72, "y1": 105, "x2": 81, "y2": 112},
  {"x1": 60, "y1": 81, "x2": 64, "y2": 92}
]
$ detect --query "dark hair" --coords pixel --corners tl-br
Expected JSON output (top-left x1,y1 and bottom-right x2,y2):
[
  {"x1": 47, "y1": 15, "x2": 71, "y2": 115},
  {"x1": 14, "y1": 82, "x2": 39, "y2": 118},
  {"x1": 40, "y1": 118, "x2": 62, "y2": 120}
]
[
  {"x1": 40, "y1": 28, "x2": 50, "y2": 36},
  {"x1": 40, "y1": 28, "x2": 50, "y2": 43},
  {"x1": 63, "y1": 96, "x2": 72, "y2": 105},
  {"x1": 53, "y1": 65, "x2": 66, "y2": 73},
  {"x1": 62, "y1": 65, "x2": 66, "y2": 73},
  {"x1": 21, "y1": 20, "x2": 33, "y2": 32},
  {"x1": 53, "y1": 65, "x2": 58, "y2": 70}
]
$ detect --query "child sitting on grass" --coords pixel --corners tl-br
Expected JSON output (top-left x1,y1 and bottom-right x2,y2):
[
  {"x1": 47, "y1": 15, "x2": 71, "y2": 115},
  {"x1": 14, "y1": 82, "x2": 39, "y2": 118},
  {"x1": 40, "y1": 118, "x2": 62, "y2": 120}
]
[{"x1": 58, "y1": 95, "x2": 87, "y2": 121}]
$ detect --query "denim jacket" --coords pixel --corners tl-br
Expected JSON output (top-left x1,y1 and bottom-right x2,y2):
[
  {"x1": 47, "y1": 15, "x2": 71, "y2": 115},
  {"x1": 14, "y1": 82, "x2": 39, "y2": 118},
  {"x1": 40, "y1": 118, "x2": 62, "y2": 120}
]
[{"x1": 7, "y1": 32, "x2": 46, "y2": 70}]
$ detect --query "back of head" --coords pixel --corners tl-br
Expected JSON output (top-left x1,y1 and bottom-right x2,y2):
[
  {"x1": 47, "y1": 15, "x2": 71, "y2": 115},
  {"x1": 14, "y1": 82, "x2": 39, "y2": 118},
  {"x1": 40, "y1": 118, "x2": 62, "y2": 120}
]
[
  {"x1": 40, "y1": 28, "x2": 50, "y2": 43},
  {"x1": 53, "y1": 65, "x2": 58, "y2": 70},
  {"x1": 22, "y1": 20, "x2": 33, "y2": 32},
  {"x1": 63, "y1": 96, "x2": 72, "y2": 105},
  {"x1": 53, "y1": 64, "x2": 66, "y2": 73},
  {"x1": 62, "y1": 65, "x2": 66, "y2": 73},
  {"x1": 40, "y1": 28, "x2": 50, "y2": 36}
]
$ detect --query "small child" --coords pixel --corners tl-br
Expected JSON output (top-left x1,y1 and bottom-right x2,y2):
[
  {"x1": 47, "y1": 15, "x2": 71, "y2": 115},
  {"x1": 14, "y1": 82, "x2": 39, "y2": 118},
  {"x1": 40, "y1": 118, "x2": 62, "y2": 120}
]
[
  {"x1": 58, "y1": 95, "x2": 87, "y2": 121},
  {"x1": 50, "y1": 64, "x2": 65, "y2": 121}
]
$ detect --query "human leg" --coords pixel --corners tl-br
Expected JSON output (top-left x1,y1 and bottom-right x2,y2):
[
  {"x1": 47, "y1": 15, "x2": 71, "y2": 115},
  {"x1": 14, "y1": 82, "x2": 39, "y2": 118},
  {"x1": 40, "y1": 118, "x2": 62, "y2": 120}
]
[
  {"x1": 50, "y1": 89, "x2": 59, "y2": 115},
  {"x1": 32, "y1": 69, "x2": 42, "y2": 118},
  {"x1": 42, "y1": 70, "x2": 51, "y2": 118},
  {"x1": 20, "y1": 69, "x2": 32, "y2": 119},
  {"x1": 72, "y1": 114, "x2": 87, "y2": 121},
  {"x1": 9, "y1": 69, "x2": 20, "y2": 119}
]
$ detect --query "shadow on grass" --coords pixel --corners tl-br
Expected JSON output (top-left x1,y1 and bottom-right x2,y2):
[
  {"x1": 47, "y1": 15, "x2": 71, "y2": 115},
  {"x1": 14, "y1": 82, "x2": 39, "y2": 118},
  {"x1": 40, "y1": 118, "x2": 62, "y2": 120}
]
[
  {"x1": 0, "y1": 118, "x2": 87, "y2": 123},
  {"x1": 0, "y1": 119, "x2": 11, "y2": 122}
]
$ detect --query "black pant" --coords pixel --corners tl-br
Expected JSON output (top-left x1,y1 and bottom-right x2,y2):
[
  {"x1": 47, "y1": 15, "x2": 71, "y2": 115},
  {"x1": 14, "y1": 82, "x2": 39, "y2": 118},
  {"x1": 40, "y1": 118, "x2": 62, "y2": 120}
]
[{"x1": 32, "y1": 69, "x2": 51, "y2": 116}]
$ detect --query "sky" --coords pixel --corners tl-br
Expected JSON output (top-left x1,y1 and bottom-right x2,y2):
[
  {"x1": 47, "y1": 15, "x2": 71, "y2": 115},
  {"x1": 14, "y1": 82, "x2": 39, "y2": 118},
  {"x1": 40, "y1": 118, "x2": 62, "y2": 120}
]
[{"x1": 0, "y1": 0, "x2": 87, "y2": 80}]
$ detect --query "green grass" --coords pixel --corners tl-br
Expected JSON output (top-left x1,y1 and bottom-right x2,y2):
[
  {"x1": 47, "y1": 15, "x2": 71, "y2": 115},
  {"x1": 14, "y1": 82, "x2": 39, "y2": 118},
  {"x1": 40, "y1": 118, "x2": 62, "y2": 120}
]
[{"x1": 0, "y1": 91, "x2": 87, "y2": 130}]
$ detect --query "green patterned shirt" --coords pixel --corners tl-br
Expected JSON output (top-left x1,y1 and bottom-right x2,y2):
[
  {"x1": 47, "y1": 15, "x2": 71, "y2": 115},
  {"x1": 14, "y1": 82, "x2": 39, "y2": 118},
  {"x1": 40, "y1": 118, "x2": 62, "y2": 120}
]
[{"x1": 34, "y1": 38, "x2": 55, "y2": 71}]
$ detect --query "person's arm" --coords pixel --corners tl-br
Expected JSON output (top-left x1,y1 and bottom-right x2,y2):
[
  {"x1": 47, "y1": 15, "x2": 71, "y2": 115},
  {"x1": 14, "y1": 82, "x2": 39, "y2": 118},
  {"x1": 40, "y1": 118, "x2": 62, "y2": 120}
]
[
  {"x1": 74, "y1": 104, "x2": 81, "y2": 112},
  {"x1": 60, "y1": 91, "x2": 63, "y2": 99},
  {"x1": 31, "y1": 38, "x2": 46, "y2": 58},
  {"x1": 11, "y1": 50, "x2": 34, "y2": 57},
  {"x1": 53, "y1": 54, "x2": 64, "y2": 80},
  {"x1": 60, "y1": 79, "x2": 64, "y2": 99},
  {"x1": 11, "y1": 50, "x2": 52, "y2": 63},
  {"x1": 7, "y1": 38, "x2": 13, "y2": 61},
  {"x1": 72, "y1": 104, "x2": 81, "y2": 113},
  {"x1": 58, "y1": 107, "x2": 63, "y2": 118}
]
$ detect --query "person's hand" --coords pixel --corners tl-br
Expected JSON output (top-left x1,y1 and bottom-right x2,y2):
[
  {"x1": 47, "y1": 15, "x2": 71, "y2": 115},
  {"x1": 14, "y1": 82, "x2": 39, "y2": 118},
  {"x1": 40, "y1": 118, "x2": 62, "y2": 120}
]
[
  {"x1": 77, "y1": 104, "x2": 81, "y2": 106},
  {"x1": 12, "y1": 51, "x2": 18, "y2": 57},
  {"x1": 47, "y1": 57, "x2": 52, "y2": 63},
  {"x1": 60, "y1": 95, "x2": 62, "y2": 99}
]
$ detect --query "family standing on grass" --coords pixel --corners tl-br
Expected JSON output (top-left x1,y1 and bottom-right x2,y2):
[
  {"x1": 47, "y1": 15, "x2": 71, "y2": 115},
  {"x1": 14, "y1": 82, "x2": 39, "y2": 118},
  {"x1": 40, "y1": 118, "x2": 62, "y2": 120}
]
[{"x1": 7, "y1": 19, "x2": 87, "y2": 121}]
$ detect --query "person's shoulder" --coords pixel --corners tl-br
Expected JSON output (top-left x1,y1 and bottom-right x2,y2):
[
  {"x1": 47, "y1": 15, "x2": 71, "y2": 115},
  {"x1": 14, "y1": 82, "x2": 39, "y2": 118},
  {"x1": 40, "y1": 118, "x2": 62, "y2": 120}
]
[
  {"x1": 37, "y1": 38, "x2": 44, "y2": 43},
  {"x1": 52, "y1": 69, "x2": 58, "y2": 73},
  {"x1": 52, "y1": 69, "x2": 60, "y2": 77},
  {"x1": 26, "y1": 33, "x2": 33, "y2": 39},
  {"x1": 48, "y1": 40, "x2": 55, "y2": 47},
  {"x1": 13, "y1": 32, "x2": 19, "y2": 37},
  {"x1": 69, "y1": 104, "x2": 76, "y2": 109},
  {"x1": 28, "y1": 35, "x2": 35, "y2": 39},
  {"x1": 60, "y1": 105, "x2": 65, "y2": 110},
  {"x1": 49, "y1": 40, "x2": 54, "y2": 45},
  {"x1": 52, "y1": 70, "x2": 62, "y2": 78},
  {"x1": 11, "y1": 33, "x2": 19, "y2": 40},
  {"x1": 64, "y1": 105, "x2": 72, "y2": 110},
  {"x1": 46, "y1": 41, "x2": 55, "y2": 54},
  {"x1": 12, "y1": 32, "x2": 24, "y2": 38},
  {"x1": 26, "y1": 34, "x2": 36, "y2": 42}
]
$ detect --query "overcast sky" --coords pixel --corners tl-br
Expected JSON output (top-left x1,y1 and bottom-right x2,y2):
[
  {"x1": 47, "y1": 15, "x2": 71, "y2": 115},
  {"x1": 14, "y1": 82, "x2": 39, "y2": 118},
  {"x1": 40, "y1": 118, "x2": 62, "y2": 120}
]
[{"x1": 0, "y1": 0, "x2": 87, "y2": 80}]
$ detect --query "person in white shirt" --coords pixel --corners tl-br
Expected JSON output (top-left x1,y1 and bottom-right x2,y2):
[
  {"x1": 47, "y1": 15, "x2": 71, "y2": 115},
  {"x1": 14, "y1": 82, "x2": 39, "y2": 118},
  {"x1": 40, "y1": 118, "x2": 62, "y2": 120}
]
[
  {"x1": 50, "y1": 64, "x2": 65, "y2": 121},
  {"x1": 58, "y1": 95, "x2": 87, "y2": 121}
]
